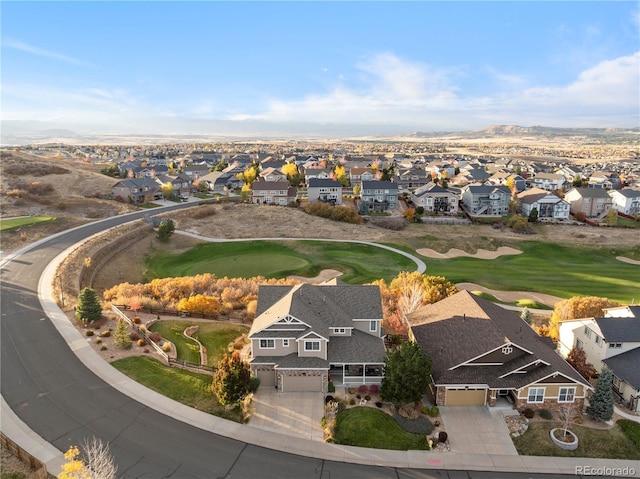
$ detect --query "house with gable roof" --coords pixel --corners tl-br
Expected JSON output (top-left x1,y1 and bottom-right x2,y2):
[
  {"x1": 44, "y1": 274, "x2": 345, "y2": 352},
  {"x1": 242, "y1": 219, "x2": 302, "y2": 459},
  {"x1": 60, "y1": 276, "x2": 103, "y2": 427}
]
[
  {"x1": 609, "y1": 188, "x2": 640, "y2": 216},
  {"x1": 248, "y1": 282, "x2": 387, "y2": 392},
  {"x1": 558, "y1": 305, "x2": 640, "y2": 412},
  {"x1": 564, "y1": 187, "x2": 614, "y2": 218},
  {"x1": 460, "y1": 184, "x2": 511, "y2": 216},
  {"x1": 410, "y1": 182, "x2": 459, "y2": 215},
  {"x1": 517, "y1": 188, "x2": 570, "y2": 220},
  {"x1": 408, "y1": 290, "x2": 591, "y2": 410}
]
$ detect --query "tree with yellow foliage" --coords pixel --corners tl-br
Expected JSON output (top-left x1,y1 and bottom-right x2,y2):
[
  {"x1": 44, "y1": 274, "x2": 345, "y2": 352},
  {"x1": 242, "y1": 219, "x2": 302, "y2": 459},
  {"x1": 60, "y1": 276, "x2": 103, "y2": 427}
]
[
  {"x1": 547, "y1": 296, "x2": 620, "y2": 341},
  {"x1": 60, "y1": 437, "x2": 117, "y2": 479},
  {"x1": 177, "y1": 294, "x2": 221, "y2": 316}
]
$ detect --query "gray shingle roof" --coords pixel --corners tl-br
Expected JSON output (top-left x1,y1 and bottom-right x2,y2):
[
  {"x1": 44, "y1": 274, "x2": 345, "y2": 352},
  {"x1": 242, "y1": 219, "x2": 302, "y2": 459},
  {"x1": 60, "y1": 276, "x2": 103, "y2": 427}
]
[
  {"x1": 409, "y1": 290, "x2": 589, "y2": 389},
  {"x1": 308, "y1": 178, "x2": 342, "y2": 188},
  {"x1": 603, "y1": 348, "x2": 640, "y2": 390},
  {"x1": 327, "y1": 330, "x2": 386, "y2": 364},
  {"x1": 595, "y1": 315, "x2": 640, "y2": 342}
]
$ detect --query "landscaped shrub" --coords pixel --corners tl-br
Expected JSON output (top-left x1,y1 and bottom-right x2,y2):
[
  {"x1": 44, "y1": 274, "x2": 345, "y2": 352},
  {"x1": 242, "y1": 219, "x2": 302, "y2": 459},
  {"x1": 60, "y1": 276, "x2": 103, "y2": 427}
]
[
  {"x1": 101, "y1": 330, "x2": 111, "y2": 337},
  {"x1": 161, "y1": 342, "x2": 172, "y2": 352},
  {"x1": 95, "y1": 338, "x2": 102, "y2": 344},
  {"x1": 375, "y1": 401, "x2": 382, "y2": 408},
  {"x1": 429, "y1": 406, "x2": 440, "y2": 417},
  {"x1": 130, "y1": 331, "x2": 141, "y2": 341},
  {"x1": 349, "y1": 398, "x2": 356, "y2": 405},
  {"x1": 328, "y1": 380, "x2": 335, "y2": 393},
  {"x1": 302, "y1": 202, "x2": 363, "y2": 224},
  {"x1": 539, "y1": 409, "x2": 553, "y2": 420},
  {"x1": 358, "y1": 384, "x2": 368, "y2": 394},
  {"x1": 133, "y1": 316, "x2": 141, "y2": 324},
  {"x1": 369, "y1": 384, "x2": 379, "y2": 394},
  {"x1": 85, "y1": 330, "x2": 94, "y2": 337},
  {"x1": 573, "y1": 415, "x2": 584, "y2": 424},
  {"x1": 356, "y1": 394, "x2": 361, "y2": 400},
  {"x1": 100, "y1": 345, "x2": 107, "y2": 351},
  {"x1": 438, "y1": 431, "x2": 448, "y2": 443},
  {"x1": 149, "y1": 332, "x2": 162, "y2": 343},
  {"x1": 249, "y1": 376, "x2": 260, "y2": 393},
  {"x1": 137, "y1": 339, "x2": 146, "y2": 347},
  {"x1": 364, "y1": 395, "x2": 371, "y2": 401},
  {"x1": 325, "y1": 395, "x2": 335, "y2": 404},
  {"x1": 523, "y1": 408, "x2": 535, "y2": 419},
  {"x1": 348, "y1": 387, "x2": 356, "y2": 395},
  {"x1": 139, "y1": 324, "x2": 147, "y2": 333}
]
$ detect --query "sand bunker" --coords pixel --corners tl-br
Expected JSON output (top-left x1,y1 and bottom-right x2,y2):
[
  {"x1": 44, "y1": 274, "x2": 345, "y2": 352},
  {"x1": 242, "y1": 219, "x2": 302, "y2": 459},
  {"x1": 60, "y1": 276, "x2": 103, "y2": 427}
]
[
  {"x1": 417, "y1": 246, "x2": 522, "y2": 260},
  {"x1": 288, "y1": 269, "x2": 343, "y2": 284},
  {"x1": 616, "y1": 256, "x2": 640, "y2": 265}
]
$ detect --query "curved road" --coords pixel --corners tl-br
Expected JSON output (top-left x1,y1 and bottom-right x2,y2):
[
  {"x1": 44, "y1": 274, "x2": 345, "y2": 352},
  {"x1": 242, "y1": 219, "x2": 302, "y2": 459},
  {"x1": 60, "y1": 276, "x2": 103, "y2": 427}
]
[{"x1": 1, "y1": 205, "x2": 601, "y2": 478}]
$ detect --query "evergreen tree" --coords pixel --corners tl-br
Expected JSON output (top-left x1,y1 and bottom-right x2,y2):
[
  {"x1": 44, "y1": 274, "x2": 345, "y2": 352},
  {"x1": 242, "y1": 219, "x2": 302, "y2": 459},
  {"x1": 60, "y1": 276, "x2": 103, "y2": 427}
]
[
  {"x1": 520, "y1": 306, "x2": 531, "y2": 323},
  {"x1": 157, "y1": 219, "x2": 175, "y2": 242},
  {"x1": 212, "y1": 352, "x2": 252, "y2": 405},
  {"x1": 586, "y1": 368, "x2": 614, "y2": 421},
  {"x1": 528, "y1": 207, "x2": 539, "y2": 223},
  {"x1": 114, "y1": 318, "x2": 132, "y2": 349},
  {"x1": 380, "y1": 341, "x2": 432, "y2": 405},
  {"x1": 76, "y1": 287, "x2": 102, "y2": 323}
]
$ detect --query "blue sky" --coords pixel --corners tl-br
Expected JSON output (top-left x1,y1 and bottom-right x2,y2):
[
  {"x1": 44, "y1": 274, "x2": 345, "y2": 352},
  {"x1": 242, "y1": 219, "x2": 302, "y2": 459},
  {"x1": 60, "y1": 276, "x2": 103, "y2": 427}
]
[{"x1": 2, "y1": 1, "x2": 639, "y2": 136}]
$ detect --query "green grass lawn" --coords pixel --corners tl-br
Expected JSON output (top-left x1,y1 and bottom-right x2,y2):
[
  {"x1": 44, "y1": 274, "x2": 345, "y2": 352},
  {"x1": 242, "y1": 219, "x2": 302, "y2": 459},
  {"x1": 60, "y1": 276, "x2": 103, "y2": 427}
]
[
  {"x1": 333, "y1": 407, "x2": 429, "y2": 450},
  {"x1": 145, "y1": 240, "x2": 417, "y2": 284},
  {"x1": 422, "y1": 240, "x2": 640, "y2": 304},
  {"x1": 512, "y1": 421, "x2": 640, "y2": 459},
  {"x1": 618, "y1": 419, "x2": 640, "y2": 449},
  {"x1": 111, "y1": 355, "x2": 245, "y2": 422},
  {"x1": 148, "y1": 321, "x2": 249, "y2": 365},
  {"x1": 0, "y1": 215, "x2": 56, "y2": 231}
]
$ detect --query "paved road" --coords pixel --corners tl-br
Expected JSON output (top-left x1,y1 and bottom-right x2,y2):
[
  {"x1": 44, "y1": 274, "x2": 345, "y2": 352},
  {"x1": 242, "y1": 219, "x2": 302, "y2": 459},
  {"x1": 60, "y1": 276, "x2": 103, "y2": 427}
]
[{"x1": 1, "y1": 204, "x2": 631, "y2": 478}]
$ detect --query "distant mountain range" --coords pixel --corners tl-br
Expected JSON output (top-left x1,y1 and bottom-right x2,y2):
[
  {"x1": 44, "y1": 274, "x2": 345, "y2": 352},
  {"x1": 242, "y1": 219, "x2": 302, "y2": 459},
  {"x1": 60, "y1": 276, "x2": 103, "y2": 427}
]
[
  {"x1": 1, "y1": 119, "x2": 638, "y2": 146},
  {"x1": 406, "y1": 124, "x2": 640, "y2": 140}
]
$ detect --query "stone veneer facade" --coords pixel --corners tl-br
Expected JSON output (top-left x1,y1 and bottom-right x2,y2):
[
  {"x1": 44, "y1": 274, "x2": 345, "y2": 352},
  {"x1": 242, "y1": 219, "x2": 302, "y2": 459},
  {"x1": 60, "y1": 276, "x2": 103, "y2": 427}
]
[{"x1": 515, "y1": 397, "x2": 585, "y2": 414}]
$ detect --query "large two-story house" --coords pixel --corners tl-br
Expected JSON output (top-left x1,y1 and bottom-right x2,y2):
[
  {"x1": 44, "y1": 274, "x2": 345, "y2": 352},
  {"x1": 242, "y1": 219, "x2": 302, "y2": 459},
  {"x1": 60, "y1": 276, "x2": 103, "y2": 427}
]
[
  {"x1": 307, "y1": 178, "x2": 343, "y2": 205},
  {"x1": 111, "y1": 178, "x2": 162, "y2": 203},
  {"x1": 251, "y1": 180, "x2": 297, "y2": 205},
  {"x1": 530, "y1": 173, "x2": 568, "y2": 192},
  {"x1": 609, "y1": 188, "x2": 640, "y2": 217},
  {"x1": 410, "y1": 183, "x2": 459, "y2": 215},
  {"x1": 360, "y1": 180, "x2": 398, "y2": 213},
  {"x1": 557, "y1": 305, "x2": 640, "y2": 412},
  {"x1": 248, "y1": 282, "x2": 387, "y2": 392},
  {"x1": 517, "y1": 188, "x2": 570, "y2": 220},
  {"x1": 460, "y1": 184, "x2": 511, "y2": 216},
  {"x1": 564, "y1": 187, "x2": 614, "y2": 218},
  {"x1": 409, "y1": 290, "x2": 591, "y2": 410}
]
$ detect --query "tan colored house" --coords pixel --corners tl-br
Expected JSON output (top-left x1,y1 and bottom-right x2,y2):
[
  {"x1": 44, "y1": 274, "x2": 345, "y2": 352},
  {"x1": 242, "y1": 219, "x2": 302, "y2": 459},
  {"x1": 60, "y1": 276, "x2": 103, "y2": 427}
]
[
  {"x1": 250, "y1": 180, "x2": 297, "y2": 205},
  {"x1": 249, "y1": 282, "x2": 386, "y2": 392},
  {"x1": 564, "y1": 187, "x2": 614, "y2": 218},
  {"x1": 408, "y1": 290, "x2": 591, "y2": 411}
]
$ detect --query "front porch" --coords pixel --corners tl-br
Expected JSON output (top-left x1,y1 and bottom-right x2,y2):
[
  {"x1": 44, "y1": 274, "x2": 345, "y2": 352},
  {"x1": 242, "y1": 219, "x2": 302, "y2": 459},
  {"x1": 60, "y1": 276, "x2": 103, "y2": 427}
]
[{"x1": 329, "y1": 363, "x2": 384, "y2": 388}]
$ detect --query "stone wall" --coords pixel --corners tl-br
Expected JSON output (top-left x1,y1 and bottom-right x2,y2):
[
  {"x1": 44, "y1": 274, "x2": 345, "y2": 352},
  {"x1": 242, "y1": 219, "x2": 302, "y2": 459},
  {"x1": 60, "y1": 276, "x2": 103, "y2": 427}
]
[{"x1": 515, "y1": 398, "x2": 585, "y2": 415}]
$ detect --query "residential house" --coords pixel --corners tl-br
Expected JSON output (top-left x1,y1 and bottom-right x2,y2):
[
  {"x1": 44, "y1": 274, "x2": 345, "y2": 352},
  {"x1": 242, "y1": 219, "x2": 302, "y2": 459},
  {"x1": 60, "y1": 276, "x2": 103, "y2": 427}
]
[
  {"x1": 155, "y1": 173, "x2": 192, "y2": 197},
  {"x1": 307, "y1": 178, "x2": 343, "y2": 205},
  {"x1": 360, "y1": 180, "x2": 399, "y2": 213},
  {"x1": 450, "y1": 166, "x2": 491, "y2": 186},
  {"x1": 349, "y1": 167, "x2": 376, "y2": 185},
  {"x1": 460, "y1": 184, "x2": 511, "y2": 216},
  {"x1": 530, "y1": 173, "x2": 568, "y2": 192},
  {"x1": 408, "y1": 290, "x2": 591, "y2": 410},
  {"x1": 259, "y1": 167, "x2": 288, "y2": 183},
  {"x1": 394, "y1": 168, "x2": 431, "y2": 191},
  {"x1": 589, "y1": 171, "x2": 621, "y2": 189},
  {"x1": 251, "y1": 179, "x2": 297, "y2": 205},
  {"x1": 410, "y1": 183, "x2": 459, "y2": 215},
  {"x1": 248, "y1": 282, "x2": 387, "y2": 392},
  {"x1": 199, "y1": 171, "x2": 241, "y2": 193},
  {"x1": 488, "y1": 172, "x2": 527, "y2": 193},
  {"x1": 302, "y1": 167, "x2": 333, "y2": 183},
  {"x1": 183, "y1": 164, "x2": 210, "y2": 180},
  {"x1": 517, "y1": 188, "x2": 570, "y2": 220},
  {"x1": 609, "y1": 188, "x2": 640, "y2": 216},
  {"x1": 111, "y1": 178, "x2": 162, "y2": 204},
  {"x1": 564, "y1": 187, "x2": 614, "y2": 218},
  {"x1": 557, "y1": 305, "x2": 640, "y2": 412}
]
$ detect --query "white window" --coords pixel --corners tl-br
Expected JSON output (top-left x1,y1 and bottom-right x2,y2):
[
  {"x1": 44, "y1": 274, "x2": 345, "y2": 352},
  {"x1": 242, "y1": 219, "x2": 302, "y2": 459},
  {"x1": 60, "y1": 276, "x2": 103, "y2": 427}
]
[
  {"x1": 304, "y1": 341, "x2": 320, "y2": 351},
  {"x1": 259, "y1": 339, "x2": 275, "y2": 349},
  {"x1": 595, "y1": 335, "x2": 602, "y2": 347},
  {"x1": 584, "y1": 326, "x2": 592, "y2": 338},
  {"x1": 609, "y1": 342, "x2": 622, "y2": 349},
  {"x1": 282, "y1": 339, "x2": 289, "y2": 347},
  {"x1": 334, "y1": 328, "x2": 346, "y2": 334},
  {"x1": 576, "y1": 339, "x2": 583, "y2": 349},
  {"x1": 369, "y1": 321, "x2": 378, "y2": 332},
  {"x1": 527, "y1": 387, "x2": 545, "y2": 403},
  {"x1": 613, "y1": 375, "x2": 622, "y2": 390},
  {"x1": 558, "y1": 387, "x2": 575, "y2": 403}
]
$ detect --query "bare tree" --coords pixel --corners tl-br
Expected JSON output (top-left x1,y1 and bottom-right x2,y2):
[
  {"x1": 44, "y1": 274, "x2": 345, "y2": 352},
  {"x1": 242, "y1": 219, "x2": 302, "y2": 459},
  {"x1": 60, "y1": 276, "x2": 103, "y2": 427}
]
[
  {"x1": 82, "y1": 436, "x2": 118, "y2": 479},
  {"x1": 399, "y1": 282, "x2": 423, "y2": 325}
]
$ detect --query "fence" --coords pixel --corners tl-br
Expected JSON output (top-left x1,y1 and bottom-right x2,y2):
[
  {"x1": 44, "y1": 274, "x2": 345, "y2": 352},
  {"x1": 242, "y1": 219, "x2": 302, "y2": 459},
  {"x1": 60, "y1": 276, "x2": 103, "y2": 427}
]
[
  {"x1": 0, "y1": 432, "x2": 49, "y2": 479},
  {"x1": 112, "y1": 304, "x2": 223, "y2": 321},
  {"x1": 168, "y1": 358, "x2": 215, "y2": 374}
]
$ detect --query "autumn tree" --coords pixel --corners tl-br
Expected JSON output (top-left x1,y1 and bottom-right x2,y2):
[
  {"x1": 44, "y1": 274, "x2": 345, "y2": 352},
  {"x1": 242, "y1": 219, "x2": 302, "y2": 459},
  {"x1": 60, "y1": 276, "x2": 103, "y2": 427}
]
[
  {"x1": 60, "y1": 437, "x2": 117, "y2": 479},
  {"x1": 114, "y1": 318, "x2": 132, "y2": 349},
  {"x1": 403, "y1": 207, "x2": 416, "y2": 223},
  {"x1": 236, "y1": 166, "x2": 257, "y2": 187},
  {"x1": 212, "y1": 351, "x2": 252, "y2": 405},
  {"x1": 353, "y1": 184, "x2": 361, "y2": 196},
  {"x1": 505, "y1": 176, "x2": 516, "y2": 196},
  {"x1": 128, "y1": 296, "x2": 142, "y2": 315},
  {"x1": 587, "y1": 368, "x2": 614, "y2": 421},
  {"x1": 161, "y1": 183, "x2": 174, "y2": 199},
  {"x1": 157, "y1": 219, "x2": 175, "y2": 242},
  {"x1": 547, "y1": 296, "x2": 620, "y2": 341},
  {"x1": 177, "y1": 294, "x2": 221, "y2": 316},
  {"x1": 566, "y1": 346, "x2": 597, "y2": 380},
  {"x1": 76, "y1": 287, "x2": 102, "y2": 323},
  {"x1": 380, "y1": 341, "x2": 431, "y2": 405},
  {"x1": 333, "y1": 164, "x2": 348, "y2": 186},
  {"x1": 281, "y1": 162, "x2": 302, "y2": 187},
  {"x1": 604, "y1": 208, "x2": 618, "y2": 226}
]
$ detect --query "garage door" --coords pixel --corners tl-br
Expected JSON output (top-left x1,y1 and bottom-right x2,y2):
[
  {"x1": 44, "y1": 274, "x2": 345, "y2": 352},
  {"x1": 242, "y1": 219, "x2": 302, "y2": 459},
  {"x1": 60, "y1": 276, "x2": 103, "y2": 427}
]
[
  {"x1": 445, "y1": 388, "x2": 486, "y2": 406},
  {"x1": 256, "y1": 369, "x2": 275, "y2": 388},
  {"x1": 283, "y1": 375, "x2": 323, "y2": 392}
]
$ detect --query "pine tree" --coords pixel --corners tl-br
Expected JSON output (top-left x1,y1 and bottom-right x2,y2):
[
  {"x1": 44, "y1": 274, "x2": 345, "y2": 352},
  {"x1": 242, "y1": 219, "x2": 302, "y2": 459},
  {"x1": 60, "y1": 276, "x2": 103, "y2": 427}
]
[
  {"x1": 76, "y1": 287, "x2": 102, "y2": 323},
  {"x1": 114, "y1": 318, "x2": 132, "y2": 349},
  {"x1": 157, "y1": 219, "x2": 175, "y2": 242},
  {"x1": 212, "y1": 352, "x2": 252, "y2": 405},
  {"x1": 380, "y1": 341, "x2": 432, "y2": 405},
  {"x1": 520, "y1": 306, "x2": 531, "y2": 323},
  {"x1": 586, "y1": 368, "x2": 614, "y2": 421}
]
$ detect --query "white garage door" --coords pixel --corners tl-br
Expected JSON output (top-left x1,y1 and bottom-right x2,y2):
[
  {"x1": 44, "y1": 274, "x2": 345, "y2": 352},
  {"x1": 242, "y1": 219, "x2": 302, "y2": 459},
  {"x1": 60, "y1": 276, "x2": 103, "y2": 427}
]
[
  {"x1": 283, "y1": 375, "x2": 323, "y2": 392},
  {"x1": 445, "y1": 388, "x2": 486, "y2": 406}
]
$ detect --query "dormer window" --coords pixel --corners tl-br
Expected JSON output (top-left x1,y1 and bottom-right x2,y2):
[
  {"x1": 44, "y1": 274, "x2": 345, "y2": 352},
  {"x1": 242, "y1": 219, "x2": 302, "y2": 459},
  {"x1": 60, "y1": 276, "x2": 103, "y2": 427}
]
[{"x1": 501, "y1": 345, "x2": 513, "y2": 355}]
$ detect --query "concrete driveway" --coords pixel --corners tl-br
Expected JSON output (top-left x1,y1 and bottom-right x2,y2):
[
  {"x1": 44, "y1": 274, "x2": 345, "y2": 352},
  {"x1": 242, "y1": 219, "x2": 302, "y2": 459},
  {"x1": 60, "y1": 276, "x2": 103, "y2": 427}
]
[
  {"x1": 248, "y1": 389, "x2": 325, "y2": 441},
  {"x1": 439, "y1": 406, "x2": 518, "y2": 455}
]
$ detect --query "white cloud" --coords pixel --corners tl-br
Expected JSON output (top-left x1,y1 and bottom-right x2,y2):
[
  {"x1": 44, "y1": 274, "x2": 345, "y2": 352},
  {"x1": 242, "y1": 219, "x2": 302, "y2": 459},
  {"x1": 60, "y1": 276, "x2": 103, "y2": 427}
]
[{"x1": 3, "y1": 38, "x2": 93, "y2": 67}]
